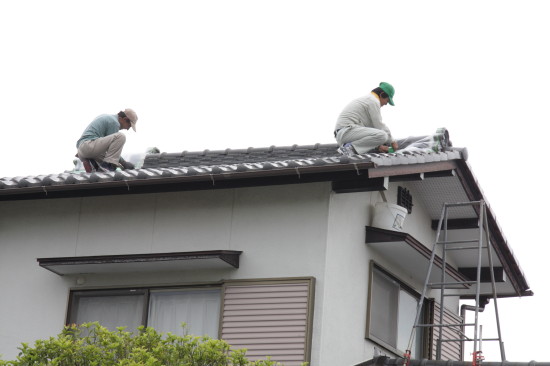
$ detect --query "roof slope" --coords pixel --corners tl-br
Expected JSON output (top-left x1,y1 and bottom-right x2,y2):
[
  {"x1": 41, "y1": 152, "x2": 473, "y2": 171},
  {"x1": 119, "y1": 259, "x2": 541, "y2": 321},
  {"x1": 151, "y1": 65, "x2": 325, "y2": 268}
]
[
  {"x1": 142, "y1": 143, "x2": 341, "y2": 168},
  {"x1": 0, "y1": 143, "x2": 465, "y2": 198}
]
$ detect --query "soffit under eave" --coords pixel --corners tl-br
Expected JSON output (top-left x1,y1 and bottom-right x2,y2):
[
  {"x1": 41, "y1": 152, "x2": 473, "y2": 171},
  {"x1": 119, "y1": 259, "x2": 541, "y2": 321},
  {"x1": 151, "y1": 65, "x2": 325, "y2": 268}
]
[
  {"x1": 365, "y1": 226, "x2": 519, "y2": 298},
  {"x1": 404, "y1": 167, "x2": 531, "y2": 297}
]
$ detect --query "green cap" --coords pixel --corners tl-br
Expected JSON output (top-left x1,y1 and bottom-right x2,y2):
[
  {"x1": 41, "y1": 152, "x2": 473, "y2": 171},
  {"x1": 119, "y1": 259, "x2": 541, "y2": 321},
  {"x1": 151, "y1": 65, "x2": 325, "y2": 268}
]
[{"x1": 379, "y1": 82, "x2": 395, "y2": 106}]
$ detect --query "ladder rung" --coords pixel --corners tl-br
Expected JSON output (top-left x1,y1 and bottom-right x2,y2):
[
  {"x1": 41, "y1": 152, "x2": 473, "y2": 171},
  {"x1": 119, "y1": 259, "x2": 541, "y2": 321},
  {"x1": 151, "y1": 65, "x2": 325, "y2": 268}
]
[
  {"x1": 443, "y1": 293, "x2": 497, "y2": 297},
  {"x1": 437, "y1": 239, "x2": 479, "y2": 245},
  {"x1": 438, "y1": 338, "x2": 502, "y2": 342},
  {"x1": 416, "y1": 323, "x2": 475, "y2": 328},
  {"x1": 445, "y1": 246, "x2": 488, "y2": 251},
  {"x1": 439, "y1": 339, "x2": 469, "y2": 342},
  {"x1": 429, "y1": 281, "x2": 477, "y2": 287}
]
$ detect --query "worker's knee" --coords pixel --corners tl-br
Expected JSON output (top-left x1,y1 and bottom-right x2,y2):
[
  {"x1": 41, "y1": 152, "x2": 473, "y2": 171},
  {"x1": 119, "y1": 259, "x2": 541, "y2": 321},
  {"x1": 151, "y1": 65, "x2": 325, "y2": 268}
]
[
  {"x1": 371, "y1": 130, "x2": 388, "y2": 145},
  {"x1": 113, "y1": 132, "x2": 126, "y2": 143}
]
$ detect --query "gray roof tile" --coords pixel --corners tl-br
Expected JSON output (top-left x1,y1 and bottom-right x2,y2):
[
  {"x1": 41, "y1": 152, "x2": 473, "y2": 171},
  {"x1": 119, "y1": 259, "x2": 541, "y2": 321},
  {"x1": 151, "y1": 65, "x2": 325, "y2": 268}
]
[
  {"x1": 142, "y1": 143, "x2": 341, "y2": 168},
  {"x1": 0, "y1": 143, "x2": 467, "y2": 196}
]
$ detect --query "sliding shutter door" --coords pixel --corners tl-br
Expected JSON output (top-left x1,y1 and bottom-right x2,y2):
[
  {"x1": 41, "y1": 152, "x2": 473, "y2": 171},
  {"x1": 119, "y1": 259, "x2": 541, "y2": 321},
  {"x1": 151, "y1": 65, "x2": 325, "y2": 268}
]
[
  {"x1": 431, "y1": 302, "x2": 463, "y2": 360},
  {"x1": 221, "y1": 279, "x2": 314, "y2": 366}
]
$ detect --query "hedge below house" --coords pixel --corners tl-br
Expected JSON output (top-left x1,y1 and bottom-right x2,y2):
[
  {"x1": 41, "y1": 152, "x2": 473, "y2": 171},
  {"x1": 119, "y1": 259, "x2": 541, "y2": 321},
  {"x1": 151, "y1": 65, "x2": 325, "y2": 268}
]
[{"x1": 0, "y1": 322, "x2": 304, "y2": 366}]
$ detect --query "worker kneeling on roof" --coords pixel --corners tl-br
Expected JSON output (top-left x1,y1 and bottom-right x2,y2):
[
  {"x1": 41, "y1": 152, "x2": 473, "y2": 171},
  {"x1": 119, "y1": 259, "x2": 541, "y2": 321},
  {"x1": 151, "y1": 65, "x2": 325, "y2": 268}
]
[
  {"x1": 334, "y1": 82, "x2": 397, "y2": 156},
  {"x1": 76, "y1": 109, "x2": 138, "y2": 172},
  {"x1": 334, "y1": 83, "x2": 451, "y2": 156}
]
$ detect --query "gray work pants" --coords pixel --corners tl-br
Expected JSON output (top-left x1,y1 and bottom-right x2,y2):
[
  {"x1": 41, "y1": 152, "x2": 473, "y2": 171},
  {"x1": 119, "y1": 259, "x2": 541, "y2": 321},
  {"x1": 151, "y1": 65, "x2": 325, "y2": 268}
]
[
  {"x1": 336, "y1": 126, "x2": 389, "y2": 154},
  {"x1": 77, "y1": 132, "x2": 126, "y2": 164},
  {"x1": 336, "y1": 126, "x2": 438, "y2": 154}
]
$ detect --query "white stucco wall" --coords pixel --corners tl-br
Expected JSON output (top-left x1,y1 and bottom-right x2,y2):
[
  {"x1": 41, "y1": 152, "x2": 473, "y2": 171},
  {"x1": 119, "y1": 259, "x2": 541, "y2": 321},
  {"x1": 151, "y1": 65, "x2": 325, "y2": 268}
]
[
  {"x1": 0, "y1": 180, "x2": 449, "y2": 365},
  {"x1": 319, "y1": 182, "x2": 460, "y2": 366},
  {"x1": 0, "y1": 183, "x2": 332, "y2": 361}
]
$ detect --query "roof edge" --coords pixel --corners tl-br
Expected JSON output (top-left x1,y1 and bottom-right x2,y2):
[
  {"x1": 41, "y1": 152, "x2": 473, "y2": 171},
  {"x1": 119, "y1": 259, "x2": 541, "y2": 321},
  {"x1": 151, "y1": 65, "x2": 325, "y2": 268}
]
[{"x1": 454, "y1": 160, "x2": 531, "y2": 297}]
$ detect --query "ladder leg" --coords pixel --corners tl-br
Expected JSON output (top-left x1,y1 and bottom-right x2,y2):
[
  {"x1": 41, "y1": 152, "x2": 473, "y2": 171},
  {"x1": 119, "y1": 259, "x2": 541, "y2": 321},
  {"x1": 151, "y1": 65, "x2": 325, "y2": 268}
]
[
  {"x1": 472, "y1": 200, "x2": 485, "y2": 357},
  {"x1": 436, "y1": 206, "x2": 449, "y2": 360},
  {"x1": 483, "y1": 202, "x2": 506, "y2": 361}
]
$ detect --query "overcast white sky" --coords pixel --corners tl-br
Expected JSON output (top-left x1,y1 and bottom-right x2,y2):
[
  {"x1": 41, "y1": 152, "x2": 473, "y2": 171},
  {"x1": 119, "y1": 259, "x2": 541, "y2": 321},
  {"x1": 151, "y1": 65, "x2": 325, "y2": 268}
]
[{"x1": 1, "y1": 0, "x2": 549, "y2": 362}]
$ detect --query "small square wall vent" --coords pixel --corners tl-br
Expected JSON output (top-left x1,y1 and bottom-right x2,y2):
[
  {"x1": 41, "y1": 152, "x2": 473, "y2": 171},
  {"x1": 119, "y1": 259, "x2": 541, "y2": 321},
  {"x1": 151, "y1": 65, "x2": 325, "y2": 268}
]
[{"x1": 398, "y1": 186, "x2": 413, "y2": 214}]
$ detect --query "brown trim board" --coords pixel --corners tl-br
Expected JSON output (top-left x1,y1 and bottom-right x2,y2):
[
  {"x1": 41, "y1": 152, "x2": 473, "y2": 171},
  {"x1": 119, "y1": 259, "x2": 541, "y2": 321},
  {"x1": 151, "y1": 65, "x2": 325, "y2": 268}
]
[
  {"x1": 38, "y1": 250, "x2": 243, "y2": 275},
  {"x1": 368, "y1": 161, "x2": 458, "y2": 178},
  {"x1": 453, "y1": 160, "x2": 532, "y2": 297},
  {"x1": 365, "y1": 226, "x2": 467, "y2": 284}
]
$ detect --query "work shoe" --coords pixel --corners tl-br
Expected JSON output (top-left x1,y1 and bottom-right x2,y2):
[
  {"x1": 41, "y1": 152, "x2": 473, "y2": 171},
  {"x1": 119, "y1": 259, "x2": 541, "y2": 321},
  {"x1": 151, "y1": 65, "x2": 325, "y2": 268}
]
[
  {"x1": 81, "y1": 158, "x2": 100, "y2": 173},
  {"x1": 97, "y1": 161, "x2": 121, "y2": 172},
  {"x1": 337, "y1": 143, "x2": 357, "y2": 156}
]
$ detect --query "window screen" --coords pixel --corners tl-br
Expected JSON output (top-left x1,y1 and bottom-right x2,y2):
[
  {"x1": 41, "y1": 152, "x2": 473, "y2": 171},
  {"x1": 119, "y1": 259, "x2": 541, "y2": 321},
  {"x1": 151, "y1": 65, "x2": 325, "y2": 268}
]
[
  {"x1": 370, "y1": 270, "x2": 399, "y2": 346},
  {"x1": 397, "y1": 289, "x2": 419, "y2": 352},
  {"x1": 368, "y1": 265, "x2": 424, "y2": 357},
  {"x1": 69, "y1": 290, "x2": 146, "y2": 332},
  {"x1": 148, "y1": 289, "x2": 221, "y2": 338}
]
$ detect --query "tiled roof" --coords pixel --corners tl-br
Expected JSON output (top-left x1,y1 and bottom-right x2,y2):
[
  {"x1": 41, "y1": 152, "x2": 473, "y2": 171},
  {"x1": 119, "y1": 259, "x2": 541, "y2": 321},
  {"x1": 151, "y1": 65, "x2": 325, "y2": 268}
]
[
  {"x1": 0, "y1": 143, "x2": 466, "y2": 198},
  {"x1": 142, "y1": 143, "x2": 341, "y2": 168}
]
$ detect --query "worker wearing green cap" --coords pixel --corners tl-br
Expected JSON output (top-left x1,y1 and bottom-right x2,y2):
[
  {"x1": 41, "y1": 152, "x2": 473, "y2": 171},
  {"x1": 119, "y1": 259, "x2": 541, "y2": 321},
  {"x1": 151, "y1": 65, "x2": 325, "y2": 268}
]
[{"x1": 334, "y1": 82, "x2": 397, "y2": 155}]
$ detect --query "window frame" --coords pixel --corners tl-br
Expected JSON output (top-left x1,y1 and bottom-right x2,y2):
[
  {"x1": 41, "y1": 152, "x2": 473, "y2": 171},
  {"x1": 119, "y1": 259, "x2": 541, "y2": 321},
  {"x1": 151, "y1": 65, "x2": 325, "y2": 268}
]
[
  {"x1": 66, "y1": 284, "x2": 222, "y2": 336},
  {"x1": 366, "y1": 261, "x2": 428, "y2": 358},
  {"x1": 66, "y1": 277, "x2": 315, "y2": 365}
]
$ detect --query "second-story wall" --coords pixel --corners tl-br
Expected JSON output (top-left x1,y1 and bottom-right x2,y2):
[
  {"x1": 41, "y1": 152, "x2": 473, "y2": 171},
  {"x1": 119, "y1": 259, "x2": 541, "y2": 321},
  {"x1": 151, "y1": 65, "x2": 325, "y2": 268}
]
[
  {"x1": 0, "y1": 179, "x2": 457, "y2": 365},
  {"x1": 0, "y1": 182, "x2": 333, "y2": 361},
  {"x1": 319, "y1": 181, "x2": 461, "y2": 366}
]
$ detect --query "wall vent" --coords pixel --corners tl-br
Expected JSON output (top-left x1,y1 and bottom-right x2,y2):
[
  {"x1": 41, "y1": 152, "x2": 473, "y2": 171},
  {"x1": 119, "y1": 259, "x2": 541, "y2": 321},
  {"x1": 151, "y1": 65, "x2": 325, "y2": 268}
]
[{"x1": 398, "y1": 186, "x2": 413, "y2": 214}]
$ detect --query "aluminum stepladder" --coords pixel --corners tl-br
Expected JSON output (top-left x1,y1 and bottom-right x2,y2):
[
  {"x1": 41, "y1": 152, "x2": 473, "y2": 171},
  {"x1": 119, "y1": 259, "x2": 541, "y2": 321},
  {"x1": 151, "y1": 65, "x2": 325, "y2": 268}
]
[{"x1": 405, "y1": 200, "x2": 505, "y2": 365}]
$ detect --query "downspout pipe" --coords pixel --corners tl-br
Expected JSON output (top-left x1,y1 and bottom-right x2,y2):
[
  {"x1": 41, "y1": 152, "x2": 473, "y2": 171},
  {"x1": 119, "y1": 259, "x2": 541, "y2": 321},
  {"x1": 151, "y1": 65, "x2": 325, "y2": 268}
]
[{"x1": 460, "y1": 298, "x2": 489, "y2": 360}]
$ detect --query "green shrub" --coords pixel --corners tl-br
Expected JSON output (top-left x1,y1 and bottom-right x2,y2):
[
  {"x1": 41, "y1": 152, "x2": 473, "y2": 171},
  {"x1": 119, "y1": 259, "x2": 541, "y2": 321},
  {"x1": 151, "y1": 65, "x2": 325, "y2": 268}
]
[{"x1": 0, "y1": 323, "x2": 305, "y2": 366}]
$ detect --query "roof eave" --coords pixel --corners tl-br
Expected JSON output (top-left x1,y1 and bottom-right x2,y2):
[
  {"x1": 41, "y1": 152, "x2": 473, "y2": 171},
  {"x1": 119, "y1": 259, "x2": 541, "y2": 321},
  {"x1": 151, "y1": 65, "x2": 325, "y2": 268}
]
[
  {"x1": 453, "y1": 159, "x2": 532, "y2": 297},
  {"x1": 0, "y1": 161, "x2": 376, "y2": 201}
]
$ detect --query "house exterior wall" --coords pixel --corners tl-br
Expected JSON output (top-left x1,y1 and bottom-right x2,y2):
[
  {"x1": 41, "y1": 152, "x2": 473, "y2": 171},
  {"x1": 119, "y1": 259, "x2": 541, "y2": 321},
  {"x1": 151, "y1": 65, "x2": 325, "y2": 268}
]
[
  {"x1": 321, "y1": 189, "x2": 377, "y2": 366},
  {"x1": 0, "y1": 180, "x2": 454, "y2": 365},
  {"x1": 0, "y1": 183, "x2": 331, "y2": 362},
  {"x1": 320, "y1": 182, "x2": 461, "y2": 366}
]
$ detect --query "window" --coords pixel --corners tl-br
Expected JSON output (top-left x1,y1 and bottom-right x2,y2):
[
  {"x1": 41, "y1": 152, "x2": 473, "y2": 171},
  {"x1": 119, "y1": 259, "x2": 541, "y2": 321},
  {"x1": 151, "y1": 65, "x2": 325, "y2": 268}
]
[
  {"x1": 67, "y1": 278, "x2": 314, "y2": 366},
  {"x1": 68, "y1": 287, "x2": 221, "y2": 338},
  {"x1": 148, "y1": 289, "x2": 220, "y2": 337},
  {"x1": 367, "y1": 264, "x2": 425, "y2": 358}
]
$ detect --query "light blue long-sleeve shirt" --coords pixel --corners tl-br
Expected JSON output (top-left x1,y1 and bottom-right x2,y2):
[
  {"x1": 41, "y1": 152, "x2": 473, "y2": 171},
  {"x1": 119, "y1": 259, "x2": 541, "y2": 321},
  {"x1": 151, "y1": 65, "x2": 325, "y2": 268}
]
[{"x1": 76, "y1": 114, "x2": 120, "y2": 148}]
